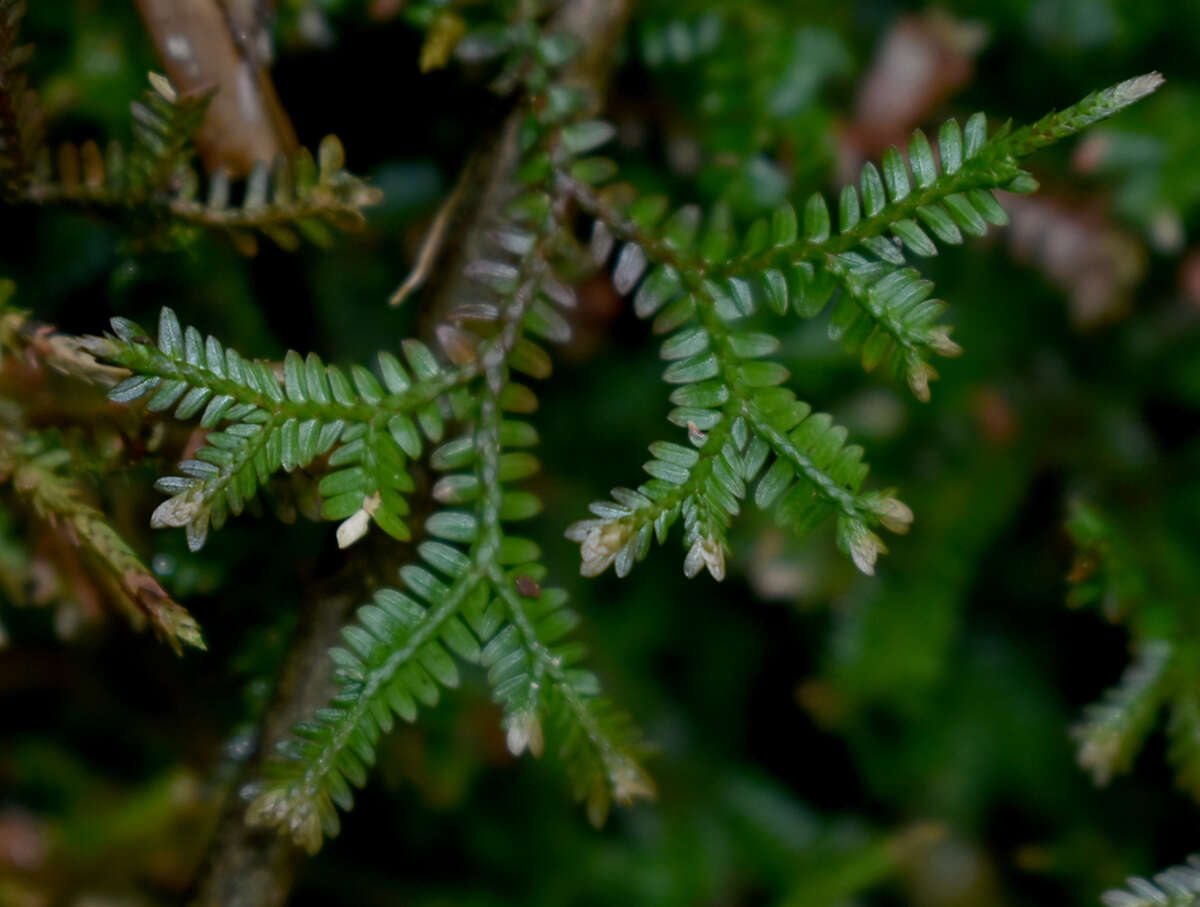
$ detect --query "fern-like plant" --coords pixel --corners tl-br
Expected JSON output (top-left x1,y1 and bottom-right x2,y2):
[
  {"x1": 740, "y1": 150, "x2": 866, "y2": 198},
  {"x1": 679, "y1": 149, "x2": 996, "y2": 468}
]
[
  {"x1": 563, "y1": 74, "x2": 1164, "y2": 581},
  {"x1": 1065, "y1": 499, "x2": 1200, "y2": 802},
  {"x1": 79, "y1": 65, "x2": 1163, "y2": 851},
  {"x1": 0, "y1": 0, "x2": 1177, "y2": 893}
]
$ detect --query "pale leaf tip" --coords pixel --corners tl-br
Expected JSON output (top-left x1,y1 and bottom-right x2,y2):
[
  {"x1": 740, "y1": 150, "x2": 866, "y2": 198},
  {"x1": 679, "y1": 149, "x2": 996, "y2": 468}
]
[
  {"x1": 151, "y1": 495, "x2": 201, "y2": 529},
  {"x1": 873, "y1": 497, "x2": 914, "y2": 535},
  {"x1": 683, "y1": 537, "x2": 726, "y2": 581},
  {"x1": 336, "y1": 493, "x2": 381, "y2": 549},
  {"x1": 147, "y1": 71, "x2": 177, "y2": 103},
  {"x1": 1117, "y1": 72, "x2": 1165, "y2": 104},
  {"x1": 611, "y1": 758, "x2": 656, "y2": 805},
  {"x1": 505, "y1": 711, "x2": 544, "y2": 759},
  {"x1": 578, "y1": 522, "x2": 630, "y2": 577}
]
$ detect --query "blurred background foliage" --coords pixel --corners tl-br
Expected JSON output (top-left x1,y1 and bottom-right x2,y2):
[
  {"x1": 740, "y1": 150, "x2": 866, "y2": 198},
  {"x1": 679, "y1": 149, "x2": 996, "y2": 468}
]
[{"x1": 2, "y1": 0, "x2": 1200, "y2": 904}]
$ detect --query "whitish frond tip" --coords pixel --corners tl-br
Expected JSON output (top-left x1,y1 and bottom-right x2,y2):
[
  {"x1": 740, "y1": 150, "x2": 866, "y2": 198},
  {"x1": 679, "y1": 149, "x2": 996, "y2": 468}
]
[{"x1": 1111, "y1": 72, "x2": 1166, "y2": 107}]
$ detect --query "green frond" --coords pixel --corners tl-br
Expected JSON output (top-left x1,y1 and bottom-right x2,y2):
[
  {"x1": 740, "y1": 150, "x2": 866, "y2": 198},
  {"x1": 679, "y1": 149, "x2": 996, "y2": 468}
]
[
  {"x1": 162, "y1": 135, "x2": 383, "y2": 254},
  {"x1": 255, "y1": 405, "x2": 650, "y2": 851},
  {"x1": 566, "y1": 189, "x2": 906, "y2": 578},
  {"x1": 420, "y1": 3, "x2": 581, "y2": 95},
  {"x1": 744, "y1": 391, "x2": 904, "y2": 576},
  {"x1": 7, "y1": 70, "x2": 379, "y2": 251},
  {"x1": 1064, "y1": 500, "x2": 1200, "y2": 803},
  {"x1": 247, "y1": 566, "x2": 483, "y2": 854},
  {"x1": 0, "y1": 428, "x2": 203, "y2": 652},
  {"x1": 100, "y1": 308, "x2": 466, "y2": 551},
  {"x1": 124, "y1": 73, "x2": 212, "y2": 197},
  {"x1": 559, "y1": 77, "x2": 1160, "y2": 581},
  {"x1": 1101, "y1": 855, "x2": 1200, "y2": 907},
  {"x1": 567, "y1": 75, "x2": 1162, "y2": 396},
  {"x1": 3, "y1": 2, "x2": 1176, "y2": 882},
  {"x1": 1072, "y1": 639, "x2": 1172, "y2": 785},
  {"x1": 470, "y1": 385, "x2": 654, "y2": 825},
  {"x1": 1006, "y1": 72, "x2": 1165, "y2": 157},
  {"x1": 821, "y1": 254, "x2": 960, "y2": 401}
]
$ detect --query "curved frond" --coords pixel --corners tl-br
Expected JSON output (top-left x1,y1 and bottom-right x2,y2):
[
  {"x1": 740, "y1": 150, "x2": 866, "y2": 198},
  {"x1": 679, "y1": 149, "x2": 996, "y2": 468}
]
[
  {"x1": 561, "y1": 76, "x2": 1160, "y2": 580},
  {"x1": 0, "y1": 427, "x2": 202, "y2": 652},
  {"x1": 1072, "y1": 639, "x2": 1172, "y2": 786},
  {"x1": 100, "y1": 308, "x2": 464, "y2": 550},
  {"x1": 247, "y1": 566, "x2": 482, "y2": 853},
  {"x1": 9, "y1": 71, "x2": 379, "y2": 251}
]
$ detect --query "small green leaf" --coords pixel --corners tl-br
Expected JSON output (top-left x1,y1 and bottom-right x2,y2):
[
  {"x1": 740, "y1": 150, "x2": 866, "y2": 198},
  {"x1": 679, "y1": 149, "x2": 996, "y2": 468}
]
[
  {"x1": 497, "y1": 536, "x2": 541, "y2": 566},
  {"x1": 728, "y1": 332, "x2": 780, "y2": 359},
  {"x1": 644, "y1": 458, "x2": 690, "y2": 484},
  {"x1": 318, "y1": 135, "x2": 345, "y2": 178},
  {"x1": 570, "y1": 156, "x2": 618, "y2": 185},
  {"x1": 763, "y1": 269, "x2": 789, "y2": 316},
  {"x1": 431, "y1": 437, "x2": 475, "y2": 470},
  {"x1": 861, "y1": 328, "x2": 893, "y2": 372},
  {"x1": 916, "y1": 204, "x2": 963, "y2": 245},
  {"x1": 147, "y1": 379, "x2": 188, "y2": 412},
  {"x1": 660, "y1": 326, "x2": 709, "y2": 361},
  {"x1": 110, "y1": 375, "x2": 158, "y2": 403},
  {"x1": 284, "y1": 350, "x2": 307, "y2": 402},
  {"x1": 500, "y1": 492, "x2": 542, "y2": 521},
  {"x1": 425, "y1": 511, "x2": 478, "y2": 542},
  {"x1": 860, "y1": 163, "x2": 886, "y2": 216},
  {"x1": 377, "y1": 352, "x2": 410, "y2": 394},
  {"x1": 561, "y1": 120, "x2": 616, "y2": 155},
  {"x1": 648, "y1": 441, "x2": 699, "y2": 468},
  {"x1": 319, "y1": 467, "x2": 367, "y2": 498},
  {"x1": 938, "y1": 119, "x2": 963, "y2": 175},
  {"x1": 838, "y1": 185, "x2": 861, "y2": 234},
  {"x1": 943, "y1": 193, "x2": 989, "y2": 237},
  {"x1": 158, "y1": 308, "x2": 183, "y2": 356},
  {"x1": 804, "y1": 193, "x2": 830, "y2": 242},
  {"x1": 509, "y1": 338, "x2": 553, "y2": 379},
  {"x1": 669, "y1": 380, "x2": 728, "y2": 408},
  {"x1": 738, "y1": 360, "x2": 789, "y2": 388},
  {"x1": 964, "y1": 112, "x2": 987, "y2": 158},
  {"x1": 907, "y1": 129, "x2": 937, "y2": 188},
  {"x1": 771, "y1": 203, "x2": 798, "y2": 247},
  {"x1": 402, "y1": 339, "x2": 440, "y2": 381},
  {"x1": 498, "y1": 452, "x2": 539, "y2": 481},
  {"x1": 388, "y1": 416, "x2": 422, "y2": 458},
  {"x1": 755, "y1": 458, "x2": 794, "y2": 508},
  {"x1": 662, "y1": 353, "x2": 720, "y2": 385},
  {"x1": 352, "y1": 365, "x2": 384, "y2": 403},
  {"x1": 967, "y1": 189, "x2": 1009, "y2": 226},
  {"x1": 634, "y1": 265, "x2": 683, "y2": 319},
  {"x1": 663, "y1": 206, "x2": 702, "y2": 252},
  {"x1": 891, "y1": 220, "x2": 937, "y2": 257},
  {"x1": 613, "y1": 243, "x2": 648, "y2": 295},
  {"x1": 882, "y1": 147, "x2": 910, "y2": 202},
  {"x1": 629, "y1": 194, "x2": 669, "y2": 230}
]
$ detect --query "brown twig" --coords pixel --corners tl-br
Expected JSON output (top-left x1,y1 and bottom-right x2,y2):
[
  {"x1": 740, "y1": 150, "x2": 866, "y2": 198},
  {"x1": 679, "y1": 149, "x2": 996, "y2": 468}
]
[
  {"x1": 186, "y1": 590, "x2": 354, "y2": 907},
  {"x1": 133, "y1": 0, "x2": 297, "y2": 175},
  {"x1": 186, "y1": 532, "x2": 406, "y2": 906}
]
